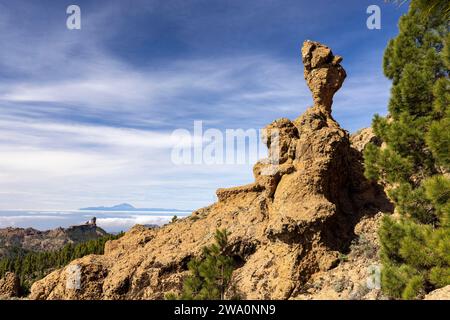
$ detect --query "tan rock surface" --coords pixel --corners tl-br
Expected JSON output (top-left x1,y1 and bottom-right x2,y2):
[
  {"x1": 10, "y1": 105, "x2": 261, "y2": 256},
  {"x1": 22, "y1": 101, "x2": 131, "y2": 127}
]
[
  {"x1": 30, "y1": 40, "x2": 392, "y2": 300},
  {"x1": 424, "y1": 285, "x2": 450, "y2": 300},
  {"x1": 350, "y1": 127, "x2": 381, "y2": 153},
  {"x1": 302, "y1": 40, "x2": 346, "y2": 114},
  {"x1": 0, "y1": 272, "x2": 20, "y2": 299},
  {"x1": 294, "y1": 213, "x2": 388, "y2": 300}
]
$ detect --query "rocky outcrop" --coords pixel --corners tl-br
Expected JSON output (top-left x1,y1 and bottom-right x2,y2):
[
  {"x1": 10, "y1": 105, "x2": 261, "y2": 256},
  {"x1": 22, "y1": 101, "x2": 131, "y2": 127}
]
[
  {"x1": 0, "y1": 272, "x2": 20, "y2": 299},
  {"x1": 294, "y1": 212, "x2": 387, "y2": 300},
  {"x1": 0, "y1": 224, "x2": 108, "y2": 259},
  {"x1": 350, "y1": 128, "x2": 381, "y2": 153},
  {"x1": 30, "y1": 40, "x2": 392, "y2": 300},
  {"x1": 424, "y1": 286, "x2": 450, "y2": 300}
]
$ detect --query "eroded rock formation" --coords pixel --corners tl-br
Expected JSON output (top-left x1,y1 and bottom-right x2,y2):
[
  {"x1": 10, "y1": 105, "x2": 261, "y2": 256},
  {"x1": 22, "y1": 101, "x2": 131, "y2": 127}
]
[
  {"x1": 0, "y1": 224, "x2": 108, "y2": 260},
  {"x1": 302, "y1": 40, "x2": 346, "y2": 114},
  {"x1": 30, "y1": 41, "x2": 392, "y2": 300},
  {"x1": 0, "y1": 272, "x2": 20, "y2": 299},
  {"x1": 424, "y1": 285, "x2": 450, "y2": 300}
]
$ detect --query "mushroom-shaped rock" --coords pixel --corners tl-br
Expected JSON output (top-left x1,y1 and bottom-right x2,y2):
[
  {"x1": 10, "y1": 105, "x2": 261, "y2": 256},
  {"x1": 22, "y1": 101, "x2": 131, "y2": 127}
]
[{"x1": 302, "y1": 40, "x2": 346, "y2": 113}]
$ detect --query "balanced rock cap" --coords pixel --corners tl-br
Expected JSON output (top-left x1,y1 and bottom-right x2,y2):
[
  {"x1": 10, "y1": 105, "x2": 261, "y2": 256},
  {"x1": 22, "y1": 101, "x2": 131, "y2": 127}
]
[{"x1": 301, "y1": 40, "x2": 346, "y2": 114}]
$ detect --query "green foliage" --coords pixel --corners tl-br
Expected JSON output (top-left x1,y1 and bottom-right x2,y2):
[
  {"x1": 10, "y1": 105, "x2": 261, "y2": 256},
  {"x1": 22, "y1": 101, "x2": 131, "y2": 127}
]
[
  {"x1": 426, "y1": 116, "x2": 450, "y2": 170},
  {"x1": 379, "y1": 216, "x2": 406, "y2": 263},
  {"x1": 429, "y1": 267, "x2": 450, "y2": 287},
  {"x1": 387, "y1": 183, "x2": 435, "y2": 224},
  {"x1": 363, "y1": 143, "x2": 381, "y2": 181},
  {"x1": 379, "y1": 211, "x2": 450, "y2": 298},
  {"x1": 381, "y1": 263, "x2": 419, "y2": 298},
  {"x1": 364, "y1": 145, "x2": 413, "y2": 184},
  {"x1": 425, "y1": 33, "x2": 450, "y2": 170},
  {"x1": 385, "y1": 0, "x2": 450, "y2": 21},
  {"x1": 338, "y1": 253, "x2": 348, "y2": 263},
  {"x1": 167, "y1": 229, "x2": 235, "y2": 300},
  {"x1": 402, "y1": 275, "x2": 425, "y2": 300},
  {"x1": 0, "y1": 233, "x2": 123, "y2": 295},
  {"x1": 366, "y1": 0, "x2": 449, "y2": 299},
  {"x1": 389, "y1": 64, "x2": 434, "y2": 116},
  {"x1": 431, "y1": 77, "x2": 449, "y2": 117},
  {"x1": 423, "y1": 176, "x2": 450, "y2": 210}
]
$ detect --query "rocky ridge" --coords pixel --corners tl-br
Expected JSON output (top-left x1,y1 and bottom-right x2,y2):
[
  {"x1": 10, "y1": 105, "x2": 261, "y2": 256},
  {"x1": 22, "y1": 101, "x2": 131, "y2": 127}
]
[
  {"x1": 30, "y1": 41, "x2": 392, "y2": 300},
  {"x1": 0, "y1": 223, "x2": 108, "y2": 259}
]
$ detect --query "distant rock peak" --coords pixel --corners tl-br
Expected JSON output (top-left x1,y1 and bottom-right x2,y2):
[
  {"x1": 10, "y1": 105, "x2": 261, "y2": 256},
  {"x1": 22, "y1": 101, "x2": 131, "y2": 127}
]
[
  {"x1": 0, "y1": 223, "x2": 108, "y2": 260},
  {"x1": 85, "y1": 217, "x2": 96, "y2": 226},
  {"x1": 80, "y1": 203, "x2": 135, "y2": 211},
  {"x1": 114, "y1": 203, "x2": 135, "y2": 209}
]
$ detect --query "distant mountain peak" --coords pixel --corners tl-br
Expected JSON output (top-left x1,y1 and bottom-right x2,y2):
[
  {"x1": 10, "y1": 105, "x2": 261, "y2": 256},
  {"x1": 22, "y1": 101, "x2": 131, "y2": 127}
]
[
  {"x1": 112, "y1": 203, "x2": 135, "y2": 210},
  {"x1": 80, "y1": 203, "x2": 135, "y2": 211}
]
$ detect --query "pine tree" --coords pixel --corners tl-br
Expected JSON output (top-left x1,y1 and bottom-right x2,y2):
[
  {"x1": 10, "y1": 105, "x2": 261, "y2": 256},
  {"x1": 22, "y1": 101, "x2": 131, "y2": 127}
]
[
  {"x1": 167, "y1": 229, "x2": 235, "y2": 300},
  {"x1": 364, "y1": 0, "x2": 449, "y2": 299},
  {"x1": 387, "y1": 0, "x2": 450, "y2": 21}
]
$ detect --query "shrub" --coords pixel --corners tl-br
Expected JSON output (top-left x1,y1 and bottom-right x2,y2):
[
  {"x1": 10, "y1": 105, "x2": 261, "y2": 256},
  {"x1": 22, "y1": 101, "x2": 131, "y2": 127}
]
[{"x1": 168, "y1": 229, "x2": 235, "y2": 300}]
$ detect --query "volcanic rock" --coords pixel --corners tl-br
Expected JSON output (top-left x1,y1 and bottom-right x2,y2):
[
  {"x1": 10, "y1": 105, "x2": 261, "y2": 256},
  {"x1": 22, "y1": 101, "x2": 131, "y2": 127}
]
[
  {"x1": 30, "y1": 41, "x2": 391, "y2": 300},
  {"x1": 0, "y1": 272, "x2": 20, "y2": 299},
  {"x1": 350, "y1": 128, "x2": 381, "y2": 153},
  {"x1": 424, "y1": 285, "x2": 450, "y2": 300},
  {"x1": 302, "y1": 40, "x2": 346, "y2": 114}
]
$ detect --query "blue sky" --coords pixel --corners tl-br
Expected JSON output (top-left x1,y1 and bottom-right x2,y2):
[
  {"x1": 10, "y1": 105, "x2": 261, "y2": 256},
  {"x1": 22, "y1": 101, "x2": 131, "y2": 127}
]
[{"x1": 0, "y1": 0, "x2": 408, "y2": 213}]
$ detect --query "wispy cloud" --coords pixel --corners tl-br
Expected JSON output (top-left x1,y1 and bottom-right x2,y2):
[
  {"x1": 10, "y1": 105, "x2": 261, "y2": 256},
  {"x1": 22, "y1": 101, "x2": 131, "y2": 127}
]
[
  {"x1": 0, "y1": 215, "x2": 66, "y2": 228},
  {"x1": 0, "y1": 55, "x2": 311, "y2": 130},
  {"x1": 0, "y1": 113, "x2": 260, "y2": 210},
  {"x1": 0, "y1": 118, "x2": 188, "y2": 149},
  {"x1": 96, "y1": 215, "x2": 177, "y2": 231}
]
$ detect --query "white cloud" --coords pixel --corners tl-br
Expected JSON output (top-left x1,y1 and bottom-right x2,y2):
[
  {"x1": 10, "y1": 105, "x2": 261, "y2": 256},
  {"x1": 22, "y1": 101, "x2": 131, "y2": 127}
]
[
  {"x1": 0, "y1": 113, "x2": 260, "y2": 211},
  {"x1": 0, "y1": 215, "x2": 66, "y2": 228},
  {"x1": 0, "y1": 54, "x2": 309, "y2": 123},
  {"x1": 0, "y1": 118, "x2": 189, "y2": 149},
  {"x1": 96, "y1": 215, "x2": 179, "y2": 231}
]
